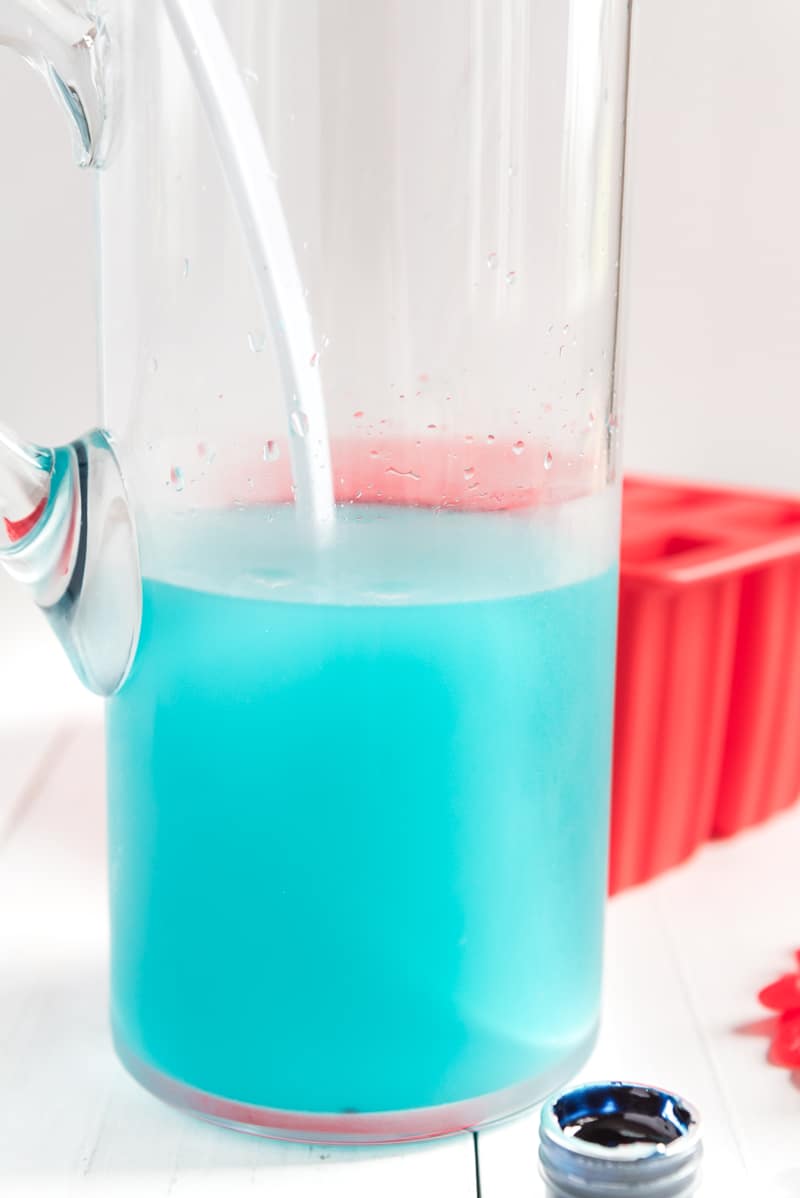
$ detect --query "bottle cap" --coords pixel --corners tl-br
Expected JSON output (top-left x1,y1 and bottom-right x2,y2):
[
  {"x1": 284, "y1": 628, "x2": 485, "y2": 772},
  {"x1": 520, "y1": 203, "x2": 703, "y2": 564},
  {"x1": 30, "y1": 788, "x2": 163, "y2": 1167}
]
[{"x1": 539, "y1": 1081, "x2": 702, "y2": 1197}]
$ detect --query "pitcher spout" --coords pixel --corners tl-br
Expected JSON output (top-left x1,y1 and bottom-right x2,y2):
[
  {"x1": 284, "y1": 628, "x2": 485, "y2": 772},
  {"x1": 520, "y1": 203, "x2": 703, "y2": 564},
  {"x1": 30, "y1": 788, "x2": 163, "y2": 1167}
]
[{"x1": 0, "y1": 426, "x2": 141, "y2": 696}]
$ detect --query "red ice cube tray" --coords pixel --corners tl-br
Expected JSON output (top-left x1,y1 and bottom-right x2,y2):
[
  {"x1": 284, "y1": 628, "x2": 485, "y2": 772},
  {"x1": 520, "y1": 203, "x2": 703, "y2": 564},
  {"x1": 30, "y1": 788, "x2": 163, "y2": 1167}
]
[{"x1": 610, "y1": 477, "x2": 800, "y2": 894}]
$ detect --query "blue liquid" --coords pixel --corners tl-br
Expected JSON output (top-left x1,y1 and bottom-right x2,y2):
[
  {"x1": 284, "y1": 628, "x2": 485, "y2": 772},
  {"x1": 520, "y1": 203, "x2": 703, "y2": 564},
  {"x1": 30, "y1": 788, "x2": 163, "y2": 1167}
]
[{"x1": 107, "y1": 507, "x2": 617, "y2": 1115}]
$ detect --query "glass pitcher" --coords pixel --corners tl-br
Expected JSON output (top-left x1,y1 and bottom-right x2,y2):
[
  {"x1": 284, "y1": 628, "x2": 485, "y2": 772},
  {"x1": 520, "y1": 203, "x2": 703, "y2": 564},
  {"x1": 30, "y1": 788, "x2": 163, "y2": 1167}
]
[{"x1": 0, "y1": 0, "x2": 631, "y2": 1144}]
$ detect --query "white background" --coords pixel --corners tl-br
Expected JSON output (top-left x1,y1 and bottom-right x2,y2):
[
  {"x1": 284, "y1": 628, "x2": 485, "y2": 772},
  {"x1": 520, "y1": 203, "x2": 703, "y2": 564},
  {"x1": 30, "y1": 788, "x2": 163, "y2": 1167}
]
[
  {"x1": 1, "y1": 8, "x2": 799, "y2": 1195},
  {"x1": 1, "y1": 0, "x2": 800, "y2": 491}
]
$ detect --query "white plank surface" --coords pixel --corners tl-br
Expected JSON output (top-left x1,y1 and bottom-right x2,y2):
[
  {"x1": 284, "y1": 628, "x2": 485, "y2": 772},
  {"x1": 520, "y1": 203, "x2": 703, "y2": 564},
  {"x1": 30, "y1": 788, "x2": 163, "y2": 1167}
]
[
  {"x1": 0, "y1": 725, "x2": 477, "y2": 1198},
  {"x1": 2, "y1": 586, "x2": 800, "y2": 1197},
  {"x1": 478, "y1": 810, "x2": 800, "y2": 1198},
  {"x1": 0, "y1": 575, "x2": 99, "y2": 733},
  {"x1": 0, "y1": 726, "x2": 69, "y2": 842},
  {"x1": 4, "y1": 722, "x2": 800, "y2": 1197}
]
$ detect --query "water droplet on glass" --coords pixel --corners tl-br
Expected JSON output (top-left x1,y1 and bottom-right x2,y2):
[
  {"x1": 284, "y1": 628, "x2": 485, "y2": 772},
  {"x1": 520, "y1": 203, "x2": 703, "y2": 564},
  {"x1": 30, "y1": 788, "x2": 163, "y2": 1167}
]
[
  {"x1": 243, "y1": 67, "x2": 259, "y2": 83},
  {"x1": 562, "y1": 323, "x2": 570, "y2": 334},
  {"x1": 464, "y1": 466, "x2": 476, "y2": 482},
  {"x1": 427, "y1": 423, "x2": 438, "y2": 431},
  {"x1": 263, "y1": 440, "x2": 280, "y2": 463},
  {"x1": 512, "y1": 440, "x2": 525, "y2": 456},
  {"x1": 385, "y1": 467, "x2": 421, "y2": 481},
  {"x1": 170, "y1": 466, "x2": 184, "y2": 492},
  {"x1": 182, "y1": 257, "x2": 190, "y2": 279},
  {"x1": 321, "y1": 335, "x2": 331, "y2": 351},
  {"x1": 487, "y1": 433, "x2": 496, "y2": 443},
  {"x1": 248, "y1": 330, "x2": 266, "y2": 353},
  {"x1": 544, "y1": 449, "x2": 554, "y2": 471},
  {"x1": 505, "y1": 270, "x2": 517, "y2": 285},
  {"x1": 369, "y1": 448, "x2": 380, "y2": 459},
  {"x1": 309, "y1": 351, "x2": 319, "y2": 367},
  {"x1": 546, "y1": 323, "x2": 554, "y2": 335},
  {"x1": 366, "y1": 584, "x2": 410, "y2": 604},
  {"x1": 247, "y1": 568, "x2": 292, "y2": 591},
  {"x1": 465, "y1": 434, "x2": 474, "y2": 443},
  {"x1": 149, "y1": 356, "x2": 159, "y2": 374},
  {"x1": 247, "y1": 476, "x2": 254, "y2": 489},
  {"x1": 290, "y1": 410, "x2": 309, "y2": 438},
  {"x1": 587, "y1": 410, "x2": 596, "y2": 428},
  {"x1": 487, "y1": 252, "x2": 498, "y2": 270},
  {"x1": 353, "y1": 410, "x2": 365, "y2": 420}
]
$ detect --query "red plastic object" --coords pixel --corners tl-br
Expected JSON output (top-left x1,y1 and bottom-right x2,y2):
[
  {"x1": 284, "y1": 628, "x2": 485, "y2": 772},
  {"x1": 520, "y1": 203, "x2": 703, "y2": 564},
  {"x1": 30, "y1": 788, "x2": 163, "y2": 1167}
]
[
  {"x1": 770, "y1": 1012, "x2": 800, "y2": 1069},
  {"x1": 610, "y1": 477, "x2": 800, "y2": 894},
  {"x1": 753, "y1": 955, "x2": 800, "y2": 1071},
  {"x1": 758, "y1": 973, "x2": 800, "y2": 1013}
]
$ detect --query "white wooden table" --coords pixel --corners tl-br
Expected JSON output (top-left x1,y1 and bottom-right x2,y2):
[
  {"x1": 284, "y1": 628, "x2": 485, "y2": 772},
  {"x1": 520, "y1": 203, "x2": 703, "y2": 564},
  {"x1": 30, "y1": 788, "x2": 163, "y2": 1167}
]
[{"x1": 1, "y1": 577, "x2": 799, "y2": 1197}]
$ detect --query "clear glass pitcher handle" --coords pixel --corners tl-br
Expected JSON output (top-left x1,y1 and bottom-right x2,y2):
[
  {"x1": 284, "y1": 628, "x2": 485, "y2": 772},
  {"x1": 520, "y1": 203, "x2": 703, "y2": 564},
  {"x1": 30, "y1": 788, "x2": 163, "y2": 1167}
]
[
  {"x1": 0, "y1": 0, "x2": 108, "y2": 165},
  {"x1": 0, "y1": 3, "x2": 140, "y2": 696}
]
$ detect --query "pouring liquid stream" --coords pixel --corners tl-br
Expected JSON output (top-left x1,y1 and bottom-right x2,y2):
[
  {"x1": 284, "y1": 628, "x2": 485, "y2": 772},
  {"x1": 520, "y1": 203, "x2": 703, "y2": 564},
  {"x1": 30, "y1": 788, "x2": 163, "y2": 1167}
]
[{"x1": 163, "y1": 0, "x2": 335, "y2": 538}]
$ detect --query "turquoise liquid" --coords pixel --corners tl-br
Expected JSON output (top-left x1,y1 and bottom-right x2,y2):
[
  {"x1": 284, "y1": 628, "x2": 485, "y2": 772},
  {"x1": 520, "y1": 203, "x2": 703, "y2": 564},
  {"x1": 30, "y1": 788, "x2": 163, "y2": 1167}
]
[{"x1": 107, "y1": 504, "x2": 617, "y2": 1115}]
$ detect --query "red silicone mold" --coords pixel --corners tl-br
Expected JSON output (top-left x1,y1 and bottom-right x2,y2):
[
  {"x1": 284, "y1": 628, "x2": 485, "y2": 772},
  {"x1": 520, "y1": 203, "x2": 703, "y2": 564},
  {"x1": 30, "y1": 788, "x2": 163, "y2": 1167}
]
[{"x1": 610, "y1": 477, "x2": 800, "y2": 894}]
